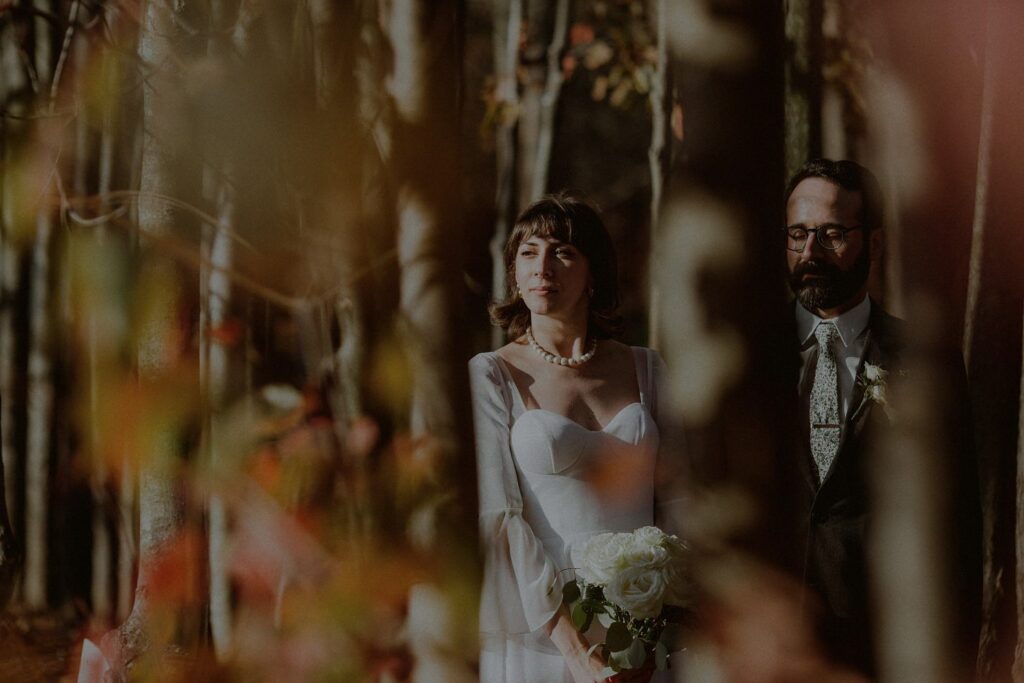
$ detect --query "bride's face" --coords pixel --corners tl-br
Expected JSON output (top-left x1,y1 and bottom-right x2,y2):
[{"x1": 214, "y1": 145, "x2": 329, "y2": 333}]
[{"x1": 514, "y1": 236, "x2": 592, "y2": 321}]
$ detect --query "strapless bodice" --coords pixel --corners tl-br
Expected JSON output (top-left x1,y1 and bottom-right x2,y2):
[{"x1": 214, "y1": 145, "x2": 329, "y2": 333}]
[{"x1": 509, "y1": 403, "x2": 659, "y2": 571}]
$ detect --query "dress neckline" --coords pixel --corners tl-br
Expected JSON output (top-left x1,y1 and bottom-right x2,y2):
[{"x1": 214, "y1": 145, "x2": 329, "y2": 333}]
[
  {"x1": 515, "y1": 403, "x2": 645, "y2": 434},
  {"x1": 490, "y1": 348, "x2": 648, "y2": 432}
]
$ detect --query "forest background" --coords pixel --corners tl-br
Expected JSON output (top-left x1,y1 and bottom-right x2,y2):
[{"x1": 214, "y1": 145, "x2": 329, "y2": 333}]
[{"x1": 1, "y1": 0, "x2": 1023, "y2": 682}]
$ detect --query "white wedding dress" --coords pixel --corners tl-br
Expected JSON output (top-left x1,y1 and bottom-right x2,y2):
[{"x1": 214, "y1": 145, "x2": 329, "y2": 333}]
[{"x1": 470, "y1": 347, "x2": 676, "y2": 683}]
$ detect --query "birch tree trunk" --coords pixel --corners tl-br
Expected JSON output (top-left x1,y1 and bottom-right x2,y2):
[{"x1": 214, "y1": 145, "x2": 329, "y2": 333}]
[
  {"x1": 107, "y1": 0, "x2": 205, "y2": 672},
  {"x1": 0, "y1": 14, "x2": 29, "y2": 603},
  {"x1": 23, "y1": 178, "x2": 54, "y2": 611},
  {"x1": 69, "y1": 34, "x2": 119, "y2": 621},
  {"x1": 383, "y1": 1, "x2": 479, "y2": 679},
  {"x1": 515, "y1": 2, "x2": 554, "y2": 211},
  {"x1": 528, "y1": 0, "x2": 569, "y2": 203},
  {"x1": 202, "y1": 0, "x2": 243, "y2": 660},
  {"x1": 646, "y1": 0, "x2": 668, "y2": 347},
  {"x1": 309, "y1": 0, "x2": 365, "y2": 426},
  {"x1": 23, "y1": 0, "x2": 58, "y2": 610},
  {"x1": 489, "y1": 0, "x2": 522, "y2": 349},
  {"x1": 204, "y1": 177, "x2": 234, "y2": 660}
]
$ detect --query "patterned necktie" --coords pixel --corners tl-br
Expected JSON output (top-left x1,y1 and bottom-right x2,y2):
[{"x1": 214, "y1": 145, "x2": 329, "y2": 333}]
[{"x1": 810, "y1": 322, "x2": 841, "y2": 482}]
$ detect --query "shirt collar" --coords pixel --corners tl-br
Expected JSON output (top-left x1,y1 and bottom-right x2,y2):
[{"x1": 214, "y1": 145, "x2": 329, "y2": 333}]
[{"x1": 796, "y1": 295, "x2": 872, "y2": 348}]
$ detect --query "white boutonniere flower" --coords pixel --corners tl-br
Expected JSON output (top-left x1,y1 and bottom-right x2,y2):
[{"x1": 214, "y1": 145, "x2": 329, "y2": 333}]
[{"x1": 851, "y1": 362, "x2": 894, "y2": 423}]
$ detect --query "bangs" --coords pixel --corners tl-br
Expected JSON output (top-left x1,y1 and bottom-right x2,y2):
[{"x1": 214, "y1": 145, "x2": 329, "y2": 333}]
[{"x1": 516, "y1": 213, "x2": 577, "y2": 247}]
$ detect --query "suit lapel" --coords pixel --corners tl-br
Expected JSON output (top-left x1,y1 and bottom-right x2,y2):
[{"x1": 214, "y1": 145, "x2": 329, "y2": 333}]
[{"x1": 842, "y1": 329, "x2": 880, "y2": 445}]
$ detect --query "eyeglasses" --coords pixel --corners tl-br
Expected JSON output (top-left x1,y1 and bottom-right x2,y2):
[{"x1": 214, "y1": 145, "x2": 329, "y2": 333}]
[{"x1": 784, "y1": 225, "x2": 862, "y2": 251}]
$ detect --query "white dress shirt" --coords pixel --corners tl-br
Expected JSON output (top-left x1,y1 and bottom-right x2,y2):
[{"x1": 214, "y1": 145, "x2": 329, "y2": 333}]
[{"x1": 796, "y1": 296, "x2": 872, "y2": 421}]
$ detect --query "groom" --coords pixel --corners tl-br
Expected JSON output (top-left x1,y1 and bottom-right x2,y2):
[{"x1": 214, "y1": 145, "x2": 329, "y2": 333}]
[{"x1": 784, "y1": 159, "x2": 981, "y2": 677}]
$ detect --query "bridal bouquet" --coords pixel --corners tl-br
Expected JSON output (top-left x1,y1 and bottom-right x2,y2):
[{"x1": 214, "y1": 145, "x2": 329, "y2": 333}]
[{"x1": 562, "y1": 526, "x2": 691, "y2": 675}]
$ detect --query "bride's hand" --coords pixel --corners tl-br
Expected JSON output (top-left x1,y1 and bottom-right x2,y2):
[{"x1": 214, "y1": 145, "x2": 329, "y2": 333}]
[
  {"x1": 563, "y1": 646, "x2": 614, "y2": 683},
  {"x1": 613, "y1": 661, "x2": 655, "y2": 682},
  {"x1": 547, "y1": 606, "x2": 612, "y2": 682},
  {"x1": 568, "y1": 657, "x2": 653, "y2": 683},
  {"x1": 547, "y1": 606, "x2": 657, "y2": 682}
]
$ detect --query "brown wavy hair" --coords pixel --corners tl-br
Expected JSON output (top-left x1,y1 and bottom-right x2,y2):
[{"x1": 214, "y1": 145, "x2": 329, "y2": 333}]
[{"x1": 489, "y1": 193, "x2": 622, "y2": 341}]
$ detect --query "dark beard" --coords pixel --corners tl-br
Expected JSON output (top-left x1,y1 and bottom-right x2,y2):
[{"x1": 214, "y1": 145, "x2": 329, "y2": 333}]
[{"x1": 789, "y1": 244, "x2": 871, "y2": 311}]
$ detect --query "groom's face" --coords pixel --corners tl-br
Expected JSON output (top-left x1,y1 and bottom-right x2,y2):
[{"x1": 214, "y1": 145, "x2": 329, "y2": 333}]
[{"x1": 786, "y1": 177, "x2": 876, "y2": 315}]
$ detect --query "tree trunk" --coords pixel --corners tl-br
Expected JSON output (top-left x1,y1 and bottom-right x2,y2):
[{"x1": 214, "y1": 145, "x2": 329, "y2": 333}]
[
  {"x1": 961, "y1": 3, "x2": 998, "y2": 370},
  {"x1": 383, "y1": 1, "x2": 479, "y2": 678},
  {"x1": 962, "y1": 6, "x2": 1001, "y2": 675},
  {"x1": 204, "y1": 178, "x2": 234, "y2": 661},
  {"x1": 1013, "y1": 303, "x2": 1024, "y2": 681},
  {"x1": 489, "y1": 0, "x2": 522, "y2": 349},
  {"x1": 646, "y1": 0, "x2": 668, "y2": 347},
  {"x1": 22, "y1": 0, "x2": 60, "y2": 607},
  {"x1": 862, "y1": 2, "x2": 995, "y2": 678},
  {"x1": 108, "y1": 0, "x2": 206, "y2": 672},
  {"x1": 528, "y1": 0, "x2": 569, "y2": 203},
  {"x1": 871, "y1": 300, "x2": 962, "y2": 683},
  {"x1": 201, "y1": 0, "x2": 244, "y2": 660},
  {"x1": 783, "y1": 0, "x2": 822, "y2": 180},
  {"x1": 657, "y1": 0, "x2": 798, "y2": 563},
  {"x1": 23, "y1": 191, "x2": 54, "y2": 611},
  {"x1": 0, "y1": 27, "x2": 27, "y2": 604}
]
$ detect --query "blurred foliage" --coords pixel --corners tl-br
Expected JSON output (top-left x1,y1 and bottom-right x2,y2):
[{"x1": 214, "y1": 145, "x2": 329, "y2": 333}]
[{"x1": 482, "y1": 0, "x2": 657, "y2": 134}]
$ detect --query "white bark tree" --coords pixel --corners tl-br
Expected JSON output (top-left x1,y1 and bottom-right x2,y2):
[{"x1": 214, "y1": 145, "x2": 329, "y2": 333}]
[{"x1": 105, "y1": 0, "x2": 206, "y2": 673}]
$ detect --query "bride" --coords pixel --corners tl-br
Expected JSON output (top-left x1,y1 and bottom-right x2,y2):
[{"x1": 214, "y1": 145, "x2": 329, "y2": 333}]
[{"x1": 470, "y1": 195, "x2": 675, "y2": 683}]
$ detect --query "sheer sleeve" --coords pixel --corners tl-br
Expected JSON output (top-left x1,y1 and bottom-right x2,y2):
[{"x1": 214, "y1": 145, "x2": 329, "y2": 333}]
[
  {"x1": 469, "y1": 354, "x2": 563, "y2": 649},
  {"x1": 646, "y1": 349, "x2": 687, "y2": 537}
]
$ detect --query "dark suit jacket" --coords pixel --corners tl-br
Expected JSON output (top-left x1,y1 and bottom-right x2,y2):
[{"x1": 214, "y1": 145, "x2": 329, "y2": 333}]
[{"x1": 795, "y1": 302, "x2": 981, "y2": 679}]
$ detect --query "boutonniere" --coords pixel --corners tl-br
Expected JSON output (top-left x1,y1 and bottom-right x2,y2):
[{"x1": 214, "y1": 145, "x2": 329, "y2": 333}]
[{"x1": 850, "y1": 362, "x2": 894, "y2": 423}]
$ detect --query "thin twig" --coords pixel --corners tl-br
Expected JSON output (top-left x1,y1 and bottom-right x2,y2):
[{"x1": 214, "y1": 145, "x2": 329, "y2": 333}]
[{"x1": 48, "y1": 0, "x2": 82, "y2": 106}]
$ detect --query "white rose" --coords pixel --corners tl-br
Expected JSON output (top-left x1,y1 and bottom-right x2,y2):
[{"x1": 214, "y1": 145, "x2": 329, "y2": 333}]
[
  {"x1": 621, "y1": 534, "x2": 669, "y2": 570},
  {"x1": 632, "y1": 526, "x2": 665, "y2": 547},
  {"x1": 604, "y1": 565, "x2": 667, "y2": 619},
  {"x1": 578, "y1": 532, "x2": 632, "y2": 585}
]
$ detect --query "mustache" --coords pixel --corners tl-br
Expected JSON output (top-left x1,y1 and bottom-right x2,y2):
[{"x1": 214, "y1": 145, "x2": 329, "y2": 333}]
[{"x1": 791, "y1": 260, "x2": 842, "y2": 279}]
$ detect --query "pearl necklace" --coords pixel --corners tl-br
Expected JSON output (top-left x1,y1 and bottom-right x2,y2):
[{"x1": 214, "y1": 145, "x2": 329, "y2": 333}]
[{"x1": 526, "y1": 327, "x2": 597, "y2": 367}]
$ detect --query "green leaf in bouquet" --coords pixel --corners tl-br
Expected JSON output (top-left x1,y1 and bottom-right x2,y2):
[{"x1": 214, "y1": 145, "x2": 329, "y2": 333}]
[
  {"x1": 571, "y1": 601, "x2": 593, "y2": 632},
  {"x1": 605, "y1": 622, "x2": 631, "y2": 651},
  {"x1": 562, "y1": 581, "x2": 581, "y2": 604},
  {"x1": 658, "y1": 622, "x2": 683, "y2": 649},
  {"x1": 623, "y1": 638, "x2": 647, "y2": 669},
  {"x1": 655, "y1": 641, "x2": 670, "y2": 671}
]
